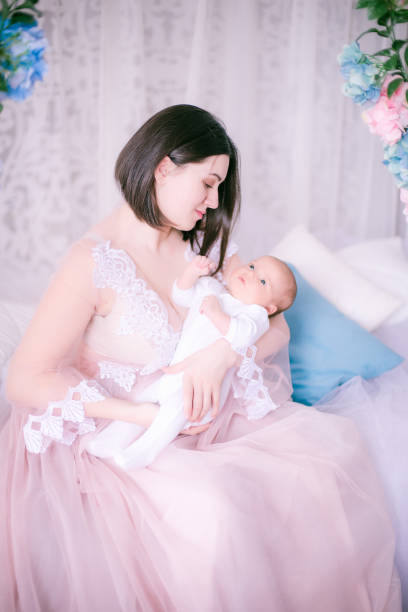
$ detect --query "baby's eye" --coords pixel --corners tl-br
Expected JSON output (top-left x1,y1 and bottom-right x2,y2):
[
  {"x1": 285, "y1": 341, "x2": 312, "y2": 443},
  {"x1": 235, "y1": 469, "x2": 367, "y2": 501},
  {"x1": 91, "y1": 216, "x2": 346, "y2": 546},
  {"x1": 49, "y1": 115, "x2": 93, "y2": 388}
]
[
  {"x1": 260, "y1": 279, "x2": 266, "y2": 285},
  {"x1": 249, "y1": 263, "x2": 254, "y2": 269}
]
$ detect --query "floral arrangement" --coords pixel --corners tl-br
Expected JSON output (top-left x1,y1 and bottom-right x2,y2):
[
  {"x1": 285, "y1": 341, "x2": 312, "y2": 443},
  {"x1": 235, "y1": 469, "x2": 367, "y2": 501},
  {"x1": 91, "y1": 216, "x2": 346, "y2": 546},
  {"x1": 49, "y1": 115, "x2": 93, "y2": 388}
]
[
  {"x1": 338, "y1": 0, "x2": 408, "y2": 220},
  {"x1": 0, "y1": 0, "x2": 47, "y2": 113}
]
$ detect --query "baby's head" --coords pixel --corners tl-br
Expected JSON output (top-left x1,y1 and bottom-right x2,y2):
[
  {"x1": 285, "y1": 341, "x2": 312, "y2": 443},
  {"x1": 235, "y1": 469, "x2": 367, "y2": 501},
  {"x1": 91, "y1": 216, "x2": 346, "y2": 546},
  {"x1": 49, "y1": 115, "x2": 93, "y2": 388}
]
[{"x1": 227, "y1": 255, "x2": 297, "y2": 316}]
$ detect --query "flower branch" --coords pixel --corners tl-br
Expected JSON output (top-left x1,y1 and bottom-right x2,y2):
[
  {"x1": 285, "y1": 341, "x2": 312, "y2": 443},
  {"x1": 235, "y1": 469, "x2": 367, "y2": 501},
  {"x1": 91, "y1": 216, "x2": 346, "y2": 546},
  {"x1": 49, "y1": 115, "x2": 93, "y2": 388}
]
[
  {"x1": 0, "y1": 0, "x2": 46, "y2": 113},
  {"x1": 339, "y1": 0, "x2": 408, "y2": 220}
]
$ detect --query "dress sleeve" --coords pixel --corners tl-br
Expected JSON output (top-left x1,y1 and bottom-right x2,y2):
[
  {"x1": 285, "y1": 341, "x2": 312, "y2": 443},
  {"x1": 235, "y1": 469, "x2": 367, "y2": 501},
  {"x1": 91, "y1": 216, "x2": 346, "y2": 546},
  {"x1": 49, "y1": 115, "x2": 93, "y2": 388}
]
[
  {"x1": 231, "y1": 313, "x2": 293, "y2": 421},
  {"x1": 5, "y1": 238, "x2": 108, "y2": 453}
]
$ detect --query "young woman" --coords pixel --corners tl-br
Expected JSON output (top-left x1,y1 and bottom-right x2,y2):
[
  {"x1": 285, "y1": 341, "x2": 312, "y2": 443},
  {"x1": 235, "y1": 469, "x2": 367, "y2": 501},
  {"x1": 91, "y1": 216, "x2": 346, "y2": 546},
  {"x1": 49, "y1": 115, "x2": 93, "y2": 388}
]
[{"x1": 0, "y1": 104, "x2": 401, "y2": 611}]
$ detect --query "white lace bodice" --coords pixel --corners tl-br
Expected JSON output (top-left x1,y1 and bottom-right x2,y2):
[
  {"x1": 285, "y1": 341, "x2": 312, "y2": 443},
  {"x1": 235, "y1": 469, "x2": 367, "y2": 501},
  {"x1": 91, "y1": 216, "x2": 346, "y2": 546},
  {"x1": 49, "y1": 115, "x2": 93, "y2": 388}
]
[
  {"x1": 83, "y1": 235, "x2": 239, "y2": 379},
  {"x1": 88, "y1": 240, "x2": 181, "y2": 375}
]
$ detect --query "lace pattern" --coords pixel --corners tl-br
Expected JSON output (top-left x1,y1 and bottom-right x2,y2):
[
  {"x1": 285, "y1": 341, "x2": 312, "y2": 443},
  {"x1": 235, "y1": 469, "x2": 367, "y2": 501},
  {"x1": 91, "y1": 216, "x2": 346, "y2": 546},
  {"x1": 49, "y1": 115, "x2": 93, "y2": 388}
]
[
  {"x1": 23, "y1": 380, "x2": 105, "y2": 454},
  {"x1": 92, "y1": 241, "x2": 180, "y2": 374},
  {"x1": 98, "y1": 360, "x2": 139, "y2": 392},
  {"x1": 233, "y1": 345, "x2": 278, "y2": 420}
]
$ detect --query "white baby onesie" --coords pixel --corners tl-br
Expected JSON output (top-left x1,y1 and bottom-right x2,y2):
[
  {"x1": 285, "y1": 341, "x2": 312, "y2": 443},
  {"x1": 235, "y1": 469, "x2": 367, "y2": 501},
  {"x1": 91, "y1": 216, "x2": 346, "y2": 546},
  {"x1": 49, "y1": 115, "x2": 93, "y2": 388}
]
[{"x1": 87, "y1": 276, "x2": 270, "y2": 469}]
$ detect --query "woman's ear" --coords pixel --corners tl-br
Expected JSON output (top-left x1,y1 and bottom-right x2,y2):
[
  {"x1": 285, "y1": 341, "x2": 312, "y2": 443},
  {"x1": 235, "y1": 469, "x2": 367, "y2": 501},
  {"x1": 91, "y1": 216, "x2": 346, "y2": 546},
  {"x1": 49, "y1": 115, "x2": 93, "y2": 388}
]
[{"x1": 154, "y1": 156, "x2": 176, "y2": 184}]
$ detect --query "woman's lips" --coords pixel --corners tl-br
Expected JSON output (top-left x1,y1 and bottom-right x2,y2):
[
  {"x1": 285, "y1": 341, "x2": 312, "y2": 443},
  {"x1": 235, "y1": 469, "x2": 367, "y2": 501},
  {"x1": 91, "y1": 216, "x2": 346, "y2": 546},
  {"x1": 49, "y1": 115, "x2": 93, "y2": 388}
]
[{"x1": 195, "y1": 210, "x2": 204, "y2": 219}]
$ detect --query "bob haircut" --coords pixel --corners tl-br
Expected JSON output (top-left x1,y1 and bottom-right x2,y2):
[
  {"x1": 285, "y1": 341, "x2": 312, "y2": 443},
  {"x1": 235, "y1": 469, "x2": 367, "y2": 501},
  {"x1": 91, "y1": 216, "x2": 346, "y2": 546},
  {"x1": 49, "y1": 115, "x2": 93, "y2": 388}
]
[{"x1": 114, "y1": 104, "x2": 241, "y2": 276}]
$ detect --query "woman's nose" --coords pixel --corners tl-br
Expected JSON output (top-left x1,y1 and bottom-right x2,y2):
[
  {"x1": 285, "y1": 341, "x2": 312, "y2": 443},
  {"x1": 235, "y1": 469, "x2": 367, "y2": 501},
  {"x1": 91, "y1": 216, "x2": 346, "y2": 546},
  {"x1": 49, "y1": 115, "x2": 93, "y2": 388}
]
[{"x1": 205, "y1": 190, "x2": 218, "y2": 209}]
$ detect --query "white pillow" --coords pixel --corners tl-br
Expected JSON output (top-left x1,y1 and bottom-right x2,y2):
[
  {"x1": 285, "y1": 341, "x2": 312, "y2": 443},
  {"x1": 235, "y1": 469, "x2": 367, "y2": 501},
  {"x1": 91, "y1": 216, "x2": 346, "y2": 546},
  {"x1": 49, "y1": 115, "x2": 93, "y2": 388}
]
[
  {"x1": 270, "y1": 225, "x2": 402, "y2": 331},
  {"x1": 337, "y1": 236, "x2": 408, "y2": 326}
]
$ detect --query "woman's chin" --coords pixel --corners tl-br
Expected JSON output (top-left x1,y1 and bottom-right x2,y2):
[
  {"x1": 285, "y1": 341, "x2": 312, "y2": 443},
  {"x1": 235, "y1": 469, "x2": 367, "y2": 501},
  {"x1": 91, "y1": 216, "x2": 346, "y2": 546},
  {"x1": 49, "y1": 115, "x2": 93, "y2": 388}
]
[{"x1": 180, "y1": 219, "x2": 203, "y2": 232}]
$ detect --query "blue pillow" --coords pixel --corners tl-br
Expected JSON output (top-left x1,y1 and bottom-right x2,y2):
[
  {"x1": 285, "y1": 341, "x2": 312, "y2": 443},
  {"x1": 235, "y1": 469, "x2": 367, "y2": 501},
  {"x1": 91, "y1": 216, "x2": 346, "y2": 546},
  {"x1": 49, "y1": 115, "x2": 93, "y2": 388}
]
[{"x1": 285, "y1": 264, "x2": 404, "y2": 405}]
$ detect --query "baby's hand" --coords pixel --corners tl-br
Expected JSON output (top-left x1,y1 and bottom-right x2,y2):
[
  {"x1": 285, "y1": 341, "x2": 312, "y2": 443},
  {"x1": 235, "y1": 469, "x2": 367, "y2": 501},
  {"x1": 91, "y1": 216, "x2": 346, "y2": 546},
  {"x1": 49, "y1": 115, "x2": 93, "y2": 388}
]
[
  {"x1": 200, "y1": 294, "x2": 221, "y2": 317},
  {"x1": 191, "y1": 255, "x2": 216, "y2": 277}
]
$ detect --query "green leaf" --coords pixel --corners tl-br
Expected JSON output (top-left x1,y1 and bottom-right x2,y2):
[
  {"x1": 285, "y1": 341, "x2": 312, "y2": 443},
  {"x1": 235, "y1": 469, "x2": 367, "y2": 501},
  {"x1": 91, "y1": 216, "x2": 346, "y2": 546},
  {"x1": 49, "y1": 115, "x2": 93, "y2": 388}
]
[
  {"x1": 356, "y1": 27, "x2": 390, "y2": 40},
  {"x1": 14, "y1": 1, "x2": 42, "y2": 15},
  {"x1": 377, "y1": 12, "x2": 390, "y2": 26},
  {"x1": 367, "y1": 2, "x2": 390, "y2": 20},
  {"x1": 0, "y1": 72, "x2": 8, "y2": 92},
  {"x1": 394, "y1": 9, "x2": 408, "y2": 23},
  {"x1": 371, "y1": 48, "x2": 393, "y2": 57},
  {"x1": 383, "y1": 54, "x2": 399, "y2": 70},
  {"x1": 405, "y1": 44, "x2": 408, "y2": 66},
  {"x1": 406, "y1": 89, "x2": 408, "y2": 105},
  {"x1": 392, "y1": 39, "x2": 406, "y2": 51},
  {"x1": 355, "y1": 0, "x2": 377, "y2": 8},
  {"x1": 0, "y1": 102, "x2": 3, "y2": 113},
  {"x1": 1, "y1": 0, "x2": 9, "y2": 26},
  {"x1": 9, "y1": 11, "x2": 36, "y2": 25},
  {"x1": 376, "y1": 28, "x2": 391, "y2": 37},
  {"x1": 387, "y1": 78, "x2": 403, "y2": 97}
]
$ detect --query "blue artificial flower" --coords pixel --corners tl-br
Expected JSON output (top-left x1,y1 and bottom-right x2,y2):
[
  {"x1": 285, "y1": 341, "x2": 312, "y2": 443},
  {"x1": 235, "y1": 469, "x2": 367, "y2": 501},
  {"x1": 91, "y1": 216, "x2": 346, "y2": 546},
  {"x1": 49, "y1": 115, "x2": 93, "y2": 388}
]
[
  {"x1": 383, "y1": 130, "x2": 408, "y2": 188},
  {"x1": 0, "y1": 20, "x2": 47, "y2": 103},
  {"x1": 338, "y1": 42, "x2": 381, "y2": 106}
]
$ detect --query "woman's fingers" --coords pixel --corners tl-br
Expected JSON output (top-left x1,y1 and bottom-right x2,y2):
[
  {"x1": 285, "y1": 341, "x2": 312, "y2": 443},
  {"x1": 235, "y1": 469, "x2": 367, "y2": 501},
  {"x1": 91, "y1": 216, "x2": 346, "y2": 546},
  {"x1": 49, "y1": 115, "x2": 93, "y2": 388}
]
[
  {"x1": 211, "y1": 387, "x2": 220, "y2": 418},
  {"x1": 183, "y1": 375, "x2": 194, "y2": 420},
  {"x1": 197, "y1": 386, "x2": 212, "y2": 422},
  {"x1": 191, "y1": 383, "x2": 203, "y2": 421}
]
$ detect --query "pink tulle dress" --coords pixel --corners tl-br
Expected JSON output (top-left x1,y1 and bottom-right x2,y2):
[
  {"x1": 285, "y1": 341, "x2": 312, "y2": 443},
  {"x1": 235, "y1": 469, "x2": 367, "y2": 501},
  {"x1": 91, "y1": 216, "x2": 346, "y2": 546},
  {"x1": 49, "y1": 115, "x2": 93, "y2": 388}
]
[{"x1": 0, "y1": 232, "x2": 402, "y2": 612}]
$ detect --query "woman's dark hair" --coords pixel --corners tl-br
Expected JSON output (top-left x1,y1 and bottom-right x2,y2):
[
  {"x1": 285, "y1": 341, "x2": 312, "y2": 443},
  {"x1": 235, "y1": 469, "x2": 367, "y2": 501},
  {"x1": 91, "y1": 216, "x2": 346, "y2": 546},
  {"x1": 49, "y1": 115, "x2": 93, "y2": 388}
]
[{"x1": 114, "y1": 104, "x2": 241, "y2": 276}]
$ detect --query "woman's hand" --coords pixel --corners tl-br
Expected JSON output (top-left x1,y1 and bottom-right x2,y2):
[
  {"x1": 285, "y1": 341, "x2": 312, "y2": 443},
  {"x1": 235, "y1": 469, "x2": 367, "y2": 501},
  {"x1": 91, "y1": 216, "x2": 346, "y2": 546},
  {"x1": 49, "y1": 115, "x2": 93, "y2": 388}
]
[{"x1": 162, "y1": 338, "x2": 238, "y2": 426}]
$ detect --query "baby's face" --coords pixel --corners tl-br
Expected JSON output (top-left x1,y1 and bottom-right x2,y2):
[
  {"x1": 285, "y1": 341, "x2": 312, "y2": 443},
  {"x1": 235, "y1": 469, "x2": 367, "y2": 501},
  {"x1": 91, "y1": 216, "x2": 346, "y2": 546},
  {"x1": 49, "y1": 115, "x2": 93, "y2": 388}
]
[{"x1": 227, "y1": 256, "x2": 287, "y2": 314}]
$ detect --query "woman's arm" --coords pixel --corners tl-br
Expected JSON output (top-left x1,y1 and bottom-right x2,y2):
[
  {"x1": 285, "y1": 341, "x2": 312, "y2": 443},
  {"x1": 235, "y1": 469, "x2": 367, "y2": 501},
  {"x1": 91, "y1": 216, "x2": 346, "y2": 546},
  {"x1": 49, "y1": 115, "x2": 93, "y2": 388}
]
[{"x1": 6, "y1": 240, "x2": 158, "y2": 429}]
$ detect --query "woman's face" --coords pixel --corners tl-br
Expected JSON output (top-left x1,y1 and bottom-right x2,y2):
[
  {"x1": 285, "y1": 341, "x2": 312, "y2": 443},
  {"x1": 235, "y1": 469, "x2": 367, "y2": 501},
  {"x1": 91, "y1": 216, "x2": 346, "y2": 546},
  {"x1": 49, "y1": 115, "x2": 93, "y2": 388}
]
[{"x1": 154, "y1": 154, "x2": 230, "y2": 231}]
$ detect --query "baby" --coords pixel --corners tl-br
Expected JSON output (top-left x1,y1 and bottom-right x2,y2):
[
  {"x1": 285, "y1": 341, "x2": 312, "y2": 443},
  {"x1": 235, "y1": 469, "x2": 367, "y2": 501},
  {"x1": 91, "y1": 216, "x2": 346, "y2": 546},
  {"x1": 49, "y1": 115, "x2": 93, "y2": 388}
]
[{"x1": 87, "y1": 254, "x2": 297, "y2": 469}]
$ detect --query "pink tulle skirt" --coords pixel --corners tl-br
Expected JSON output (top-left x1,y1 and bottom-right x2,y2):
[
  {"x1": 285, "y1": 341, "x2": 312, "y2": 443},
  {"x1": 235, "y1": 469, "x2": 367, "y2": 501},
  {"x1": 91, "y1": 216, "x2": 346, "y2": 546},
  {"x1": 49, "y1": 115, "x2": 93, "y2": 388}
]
[{"x1": 0, "y1": 381, "x2": 403, "y2": 612}]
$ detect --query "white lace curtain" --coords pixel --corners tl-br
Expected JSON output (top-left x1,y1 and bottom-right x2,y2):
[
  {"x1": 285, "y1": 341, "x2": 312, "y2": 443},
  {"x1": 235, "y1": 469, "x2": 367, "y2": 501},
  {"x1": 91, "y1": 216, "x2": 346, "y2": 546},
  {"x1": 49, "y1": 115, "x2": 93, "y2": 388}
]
[{"x1": 0, "y1": 0, "x2": 401, "y2": 301}]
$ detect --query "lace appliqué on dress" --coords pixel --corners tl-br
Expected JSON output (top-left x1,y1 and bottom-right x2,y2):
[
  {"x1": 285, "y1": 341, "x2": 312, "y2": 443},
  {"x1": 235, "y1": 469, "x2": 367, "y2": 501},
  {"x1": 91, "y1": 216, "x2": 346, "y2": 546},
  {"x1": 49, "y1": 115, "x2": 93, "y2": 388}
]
[
  {"x1": 92, "y1": 241, "x2": 180, "y2": 375},
  {"x1": 98, "y1": 360, "x2": 138, "y2": 392},
  {"x1": 233, "y1": 345, "x2": 278, "y2": 420},
  {"x1": 23, "y1": 380, "x2": 105, "y2": 454}
]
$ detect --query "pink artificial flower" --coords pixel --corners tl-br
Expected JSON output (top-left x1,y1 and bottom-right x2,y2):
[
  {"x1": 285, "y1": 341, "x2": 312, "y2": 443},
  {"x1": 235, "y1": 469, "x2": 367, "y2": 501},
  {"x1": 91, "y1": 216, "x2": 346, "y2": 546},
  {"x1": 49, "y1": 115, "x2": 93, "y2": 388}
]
[{"x1": 362, "y1": 76, "x2": 408, "y2": 145}]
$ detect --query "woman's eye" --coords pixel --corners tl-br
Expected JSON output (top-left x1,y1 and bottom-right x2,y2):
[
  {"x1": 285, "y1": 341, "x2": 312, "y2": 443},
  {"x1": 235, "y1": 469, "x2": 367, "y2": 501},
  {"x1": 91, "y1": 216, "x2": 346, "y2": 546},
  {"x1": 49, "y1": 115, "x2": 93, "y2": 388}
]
[
  {"x1": 204, "y1": 183, "x2": 212, "y2": 189},
  {"x1": 249, "y1": 264, "x2": 254, "y2": 269},
  {"x1": 260, "y1": 279, "x2": 266, "y2": 285}
]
